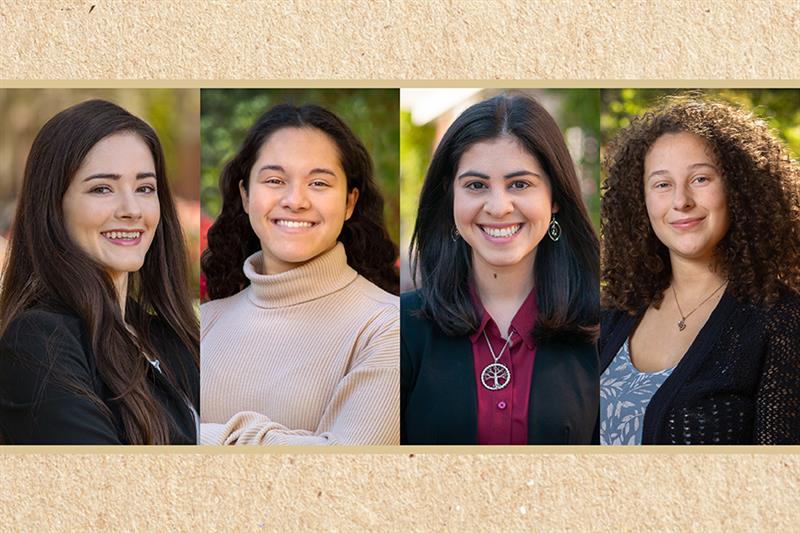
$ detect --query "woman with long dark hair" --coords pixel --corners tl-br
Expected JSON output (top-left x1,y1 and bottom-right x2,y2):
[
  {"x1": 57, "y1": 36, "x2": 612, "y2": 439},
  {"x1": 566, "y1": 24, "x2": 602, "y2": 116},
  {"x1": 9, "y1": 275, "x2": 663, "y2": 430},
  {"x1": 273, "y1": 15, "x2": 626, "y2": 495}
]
[
  {"x1": 201, "y1": 102, "x2": 399, "y2": 445},
  {"x1": 401, "y1": 94, "x2": 600, "y2": 444},
  {"x1": 601, "y1": 97, "x2": 800, "y2": 444},
  {"x1": 0, "y1": 99, "x2": 199, "y2": 444}
]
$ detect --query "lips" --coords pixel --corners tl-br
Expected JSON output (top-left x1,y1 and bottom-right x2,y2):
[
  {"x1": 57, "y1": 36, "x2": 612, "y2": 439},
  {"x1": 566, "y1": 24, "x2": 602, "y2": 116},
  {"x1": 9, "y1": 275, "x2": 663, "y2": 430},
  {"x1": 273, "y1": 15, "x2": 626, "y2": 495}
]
[
  {"x1": 478, "y1": 223, "x2": 522, "y2": 239},
  {"x1": 669, "y1": 217, "x2": 705, "y2": 230}
]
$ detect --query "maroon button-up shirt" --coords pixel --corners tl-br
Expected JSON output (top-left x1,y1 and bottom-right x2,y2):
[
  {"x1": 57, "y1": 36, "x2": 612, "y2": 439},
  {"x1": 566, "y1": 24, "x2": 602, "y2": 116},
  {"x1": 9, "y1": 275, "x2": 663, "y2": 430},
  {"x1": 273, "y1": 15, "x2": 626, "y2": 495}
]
[{"x1": 469, "y1": 286, "x2": 538, "y2": 445}]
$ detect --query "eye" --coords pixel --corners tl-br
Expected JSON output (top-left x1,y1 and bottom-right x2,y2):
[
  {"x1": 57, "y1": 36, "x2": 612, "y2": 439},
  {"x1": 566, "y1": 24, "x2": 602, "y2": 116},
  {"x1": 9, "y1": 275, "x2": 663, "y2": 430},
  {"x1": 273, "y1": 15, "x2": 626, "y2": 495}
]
[
  {"x1": 309, "y1": 180, "x2": 330, "y2": 188},
  {"x1": 509, "y1": 180, "x2": 530, "y2": 190},
  {"x1": 137, "y1": 184, "x2": 157, "y2": 194},
  {"x1": 692, "y1": 175, "x2": 710, "y2": 185},
  {"x1": 652, "y1": 181, "x2": 671, "y2": 190},
  {"x1": 465, "y1": 181, "x2": 488, "y2": 191},
  {"x1": 263, "y1": 176, "x2": 284, "y2": 185},
  {"x1": 89, "y1": 185, "x2": 113, "y2": 195}
]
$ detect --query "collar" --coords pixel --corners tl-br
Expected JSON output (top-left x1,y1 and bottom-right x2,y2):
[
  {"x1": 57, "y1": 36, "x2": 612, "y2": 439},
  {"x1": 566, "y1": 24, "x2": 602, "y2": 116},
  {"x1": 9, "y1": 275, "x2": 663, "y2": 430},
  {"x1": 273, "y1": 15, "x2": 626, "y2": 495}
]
[
  {"x1": 468, "y1": 284, "x2": 538, "y2": 349},
  {"x1": 243, "y1": 242, "x2": 358, "y2": 309}
]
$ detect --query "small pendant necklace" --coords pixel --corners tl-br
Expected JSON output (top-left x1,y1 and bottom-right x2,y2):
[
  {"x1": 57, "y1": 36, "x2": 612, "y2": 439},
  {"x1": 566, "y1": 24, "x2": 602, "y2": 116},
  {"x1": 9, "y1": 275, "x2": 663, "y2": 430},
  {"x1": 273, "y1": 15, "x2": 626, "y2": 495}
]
[
  {"x1": 671, "y1": 281, "x2": 727, "y2": 331},
  {"x1": 480, "y1": 330, "x2": 514, "y2": 390}
]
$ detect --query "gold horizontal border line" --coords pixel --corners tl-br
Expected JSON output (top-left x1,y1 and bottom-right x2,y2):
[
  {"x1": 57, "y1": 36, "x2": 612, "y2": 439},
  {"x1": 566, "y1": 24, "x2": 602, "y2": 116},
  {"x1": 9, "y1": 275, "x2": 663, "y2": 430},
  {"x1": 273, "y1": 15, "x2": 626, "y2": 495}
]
[
  {"x1": 1, "y1": 444, "x2": 799, "y2": 455},
  {"x1": 1, "y1": 80, "x2": 799, "y2": 89}
]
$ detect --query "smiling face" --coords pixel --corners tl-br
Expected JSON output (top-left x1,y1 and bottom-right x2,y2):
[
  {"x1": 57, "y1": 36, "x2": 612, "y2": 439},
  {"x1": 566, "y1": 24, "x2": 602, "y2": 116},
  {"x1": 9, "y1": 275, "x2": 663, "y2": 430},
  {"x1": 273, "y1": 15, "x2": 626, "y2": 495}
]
[
  {"x1": 240, "y1": 127, "x2": 358, "y2": 274},
  {"x1": 452, "y1": 135, "x2": 555, "y2": 275},
  {"x1": 643, "y1": 131, "x2": 730, "y2": 264},
  {"x1": 62, "y1": 132, "x2": 160, "y2": 286}
]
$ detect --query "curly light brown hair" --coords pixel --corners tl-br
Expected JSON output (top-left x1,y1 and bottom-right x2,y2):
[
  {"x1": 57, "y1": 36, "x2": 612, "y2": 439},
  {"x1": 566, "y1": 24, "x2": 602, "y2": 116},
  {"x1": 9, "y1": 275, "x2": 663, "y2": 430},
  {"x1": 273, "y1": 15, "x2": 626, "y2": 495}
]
[{"x1": 601, "y1": 97, "x2": 800, "y2": 312}]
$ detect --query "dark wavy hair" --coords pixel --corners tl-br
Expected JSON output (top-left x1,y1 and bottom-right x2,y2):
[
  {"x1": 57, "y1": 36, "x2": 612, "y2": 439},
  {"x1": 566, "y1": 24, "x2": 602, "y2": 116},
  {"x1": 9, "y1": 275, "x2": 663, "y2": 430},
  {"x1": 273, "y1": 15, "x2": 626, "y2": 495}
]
[
  {"x1": 0, "y1": 99, "x2": 199, "y2": 444},
  {"x1": 202, "y1": 103, "x2": 398, "y2": 299},
  {"x1": 602, "y1": 97, "x2": 800, "y2": 312},
  {"x1": 409, "y1": 94, "x2": 600, "y2": 343}
]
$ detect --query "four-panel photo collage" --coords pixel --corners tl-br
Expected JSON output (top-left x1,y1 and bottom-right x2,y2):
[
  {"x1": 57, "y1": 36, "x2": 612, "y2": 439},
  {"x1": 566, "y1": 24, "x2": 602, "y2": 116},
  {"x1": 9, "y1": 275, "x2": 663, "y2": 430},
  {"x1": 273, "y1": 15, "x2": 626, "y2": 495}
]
[{"x1": 0, "y1": 87, "x2": 798, "y2": 445}]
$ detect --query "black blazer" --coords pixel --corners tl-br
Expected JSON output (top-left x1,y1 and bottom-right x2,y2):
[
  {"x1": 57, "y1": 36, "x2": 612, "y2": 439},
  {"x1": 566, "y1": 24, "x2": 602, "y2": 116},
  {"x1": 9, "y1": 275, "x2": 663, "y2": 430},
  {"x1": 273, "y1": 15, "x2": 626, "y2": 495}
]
[
  {"x1": 401, "y1": 291, "x2": 598, "y2": 444},
  {"x1": 600, "y1": 287, "x2": 800, "y2": 444},
  {"x1": 0, "y1": 306, "x2": 199, "y2": 444}
]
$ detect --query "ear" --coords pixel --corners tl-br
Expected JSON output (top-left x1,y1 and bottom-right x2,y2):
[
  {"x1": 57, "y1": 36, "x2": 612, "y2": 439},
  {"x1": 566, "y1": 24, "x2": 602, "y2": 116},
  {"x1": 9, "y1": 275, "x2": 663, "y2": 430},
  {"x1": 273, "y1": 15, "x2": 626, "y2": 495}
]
[
  {"x1": 345, "y1": 188, "x2": 359, "y2": 221},
  {"x1": 239, "y1": 180, "x2": 249, "y2": 214},
  {"x1": 551, "y1": 201, "x2": 559, "y2": 215}
]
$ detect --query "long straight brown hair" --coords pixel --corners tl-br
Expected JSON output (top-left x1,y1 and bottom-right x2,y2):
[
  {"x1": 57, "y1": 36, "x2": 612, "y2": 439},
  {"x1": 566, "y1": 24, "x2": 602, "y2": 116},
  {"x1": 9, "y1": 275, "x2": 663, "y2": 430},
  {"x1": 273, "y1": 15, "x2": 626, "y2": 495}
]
[{"x1": 0, "y1": 99, "x2": 199, "y2": 444}]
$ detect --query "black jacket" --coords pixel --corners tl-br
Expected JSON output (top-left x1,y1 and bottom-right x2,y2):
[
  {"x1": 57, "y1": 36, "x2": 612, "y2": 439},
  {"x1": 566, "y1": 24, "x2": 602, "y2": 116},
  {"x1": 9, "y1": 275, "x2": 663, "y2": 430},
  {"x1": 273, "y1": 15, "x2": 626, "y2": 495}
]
[
  {"x1": 0, "y1": 306, "x2": 199, "y2": 444},
  {"x1": 600, "y1": 287, "x2": 800, "y2": 444},
  {"x1": 401, "y1": 291, "x2": 598, "y2": 444}
]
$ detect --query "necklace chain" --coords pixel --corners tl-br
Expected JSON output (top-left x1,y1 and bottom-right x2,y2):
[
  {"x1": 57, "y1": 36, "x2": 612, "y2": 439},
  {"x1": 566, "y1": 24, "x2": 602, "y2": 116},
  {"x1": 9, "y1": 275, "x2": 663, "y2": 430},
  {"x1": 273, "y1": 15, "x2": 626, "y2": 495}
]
[
  {"x1": 482, "y1": 330, "x2": 514, "y2": 363},
  {"x1": 671, "y1": 281, "x2": 727, "y2": 331}
]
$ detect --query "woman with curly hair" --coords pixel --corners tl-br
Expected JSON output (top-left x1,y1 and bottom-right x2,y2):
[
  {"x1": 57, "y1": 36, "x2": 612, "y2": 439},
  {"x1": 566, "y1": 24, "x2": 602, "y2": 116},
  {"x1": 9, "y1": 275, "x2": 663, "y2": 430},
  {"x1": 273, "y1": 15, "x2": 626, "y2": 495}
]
[
  {"x1": 0, "y1": 99, "x2": 199, "y2": 444},
  {"x1": 201, "y1": 103, "x2": 399, "y2": 445},
  {"x1": 600, "y1": 97, "x2": 800, "y2": 445},
  {"x1": 402, "y1": 94, "x2": 599, "y2": 444}
]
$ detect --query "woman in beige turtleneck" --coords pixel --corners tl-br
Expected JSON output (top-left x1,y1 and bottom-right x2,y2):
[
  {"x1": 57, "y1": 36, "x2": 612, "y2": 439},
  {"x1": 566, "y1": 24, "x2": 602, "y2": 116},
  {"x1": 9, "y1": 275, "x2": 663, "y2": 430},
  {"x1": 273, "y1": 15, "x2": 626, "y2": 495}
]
[{"x1": 200, "y1": 103, "x2": 400, "y2": 445}]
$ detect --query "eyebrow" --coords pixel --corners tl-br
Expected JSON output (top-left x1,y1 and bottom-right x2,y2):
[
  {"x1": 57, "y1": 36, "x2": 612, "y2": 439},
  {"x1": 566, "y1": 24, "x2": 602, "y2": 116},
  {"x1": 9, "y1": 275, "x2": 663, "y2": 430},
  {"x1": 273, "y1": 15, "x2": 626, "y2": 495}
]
[
  {"x1": 456, "y1": 169, "x2": 542, "y2": 180},
  {"x1": 82, "y1": 172, "x2": 156, "y2": 182},
  {"x1": 256, "y1": 164, "x2": 338, "y2": 177},
  {"x1": 646, "y1": 162, "x2": 719, "y2": 180}
]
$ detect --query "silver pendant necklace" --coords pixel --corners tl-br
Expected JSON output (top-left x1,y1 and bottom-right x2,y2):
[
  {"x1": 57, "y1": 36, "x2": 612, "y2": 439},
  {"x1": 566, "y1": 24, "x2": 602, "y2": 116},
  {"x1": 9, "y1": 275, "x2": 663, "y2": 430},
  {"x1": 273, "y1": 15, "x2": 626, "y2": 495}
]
[
  {"x1": 480, "y1": 330, "x2": 513, "y2": 391},
  {"x1": 671, "y1": 281, "x2": 727, "y2": 331}
]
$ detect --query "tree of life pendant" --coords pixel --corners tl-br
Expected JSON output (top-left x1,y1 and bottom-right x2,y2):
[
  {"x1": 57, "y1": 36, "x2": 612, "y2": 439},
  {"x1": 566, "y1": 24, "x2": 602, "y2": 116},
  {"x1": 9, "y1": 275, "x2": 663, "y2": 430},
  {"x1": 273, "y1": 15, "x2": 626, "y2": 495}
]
[
  {"x1": 481, "y1": 362, "x2": 511, "y2": 390},
  {"x1": 677, "y1": 319, "x2": 686, "y2": 331}
]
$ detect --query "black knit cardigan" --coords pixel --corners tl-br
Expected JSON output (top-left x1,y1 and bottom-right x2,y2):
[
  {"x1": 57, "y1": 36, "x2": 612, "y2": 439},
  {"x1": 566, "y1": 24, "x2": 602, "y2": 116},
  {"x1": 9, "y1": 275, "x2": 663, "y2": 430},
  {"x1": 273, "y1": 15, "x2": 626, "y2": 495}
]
[{"x1": 600, "y1": 287, "x2": 800, "y2": 444}]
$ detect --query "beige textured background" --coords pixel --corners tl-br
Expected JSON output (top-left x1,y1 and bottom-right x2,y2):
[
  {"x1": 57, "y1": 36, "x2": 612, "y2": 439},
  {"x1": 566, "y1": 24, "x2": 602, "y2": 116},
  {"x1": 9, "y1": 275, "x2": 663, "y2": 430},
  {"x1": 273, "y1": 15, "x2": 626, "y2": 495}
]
[
  {"x1": 1, "y1": 0, "x2": 799, "y2": 80},
  {"x1": 2, "y1": 0, "x2": 800, "y2": 530}
]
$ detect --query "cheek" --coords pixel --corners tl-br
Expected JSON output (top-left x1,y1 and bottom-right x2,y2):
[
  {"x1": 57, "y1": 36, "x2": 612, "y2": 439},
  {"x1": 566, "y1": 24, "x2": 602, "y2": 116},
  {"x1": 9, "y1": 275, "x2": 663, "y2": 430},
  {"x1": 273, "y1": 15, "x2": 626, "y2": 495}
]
[{"x1": 452, "y1": 190, "x2": 476, "y2": 221}]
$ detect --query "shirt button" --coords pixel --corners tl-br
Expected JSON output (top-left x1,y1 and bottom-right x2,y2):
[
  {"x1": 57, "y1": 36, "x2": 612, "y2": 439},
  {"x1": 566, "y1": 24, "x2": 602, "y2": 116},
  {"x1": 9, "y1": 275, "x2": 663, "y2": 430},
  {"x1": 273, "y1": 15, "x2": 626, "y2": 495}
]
[{"x1": 497, "y1": 401, "x2": 507, "y2": 410}]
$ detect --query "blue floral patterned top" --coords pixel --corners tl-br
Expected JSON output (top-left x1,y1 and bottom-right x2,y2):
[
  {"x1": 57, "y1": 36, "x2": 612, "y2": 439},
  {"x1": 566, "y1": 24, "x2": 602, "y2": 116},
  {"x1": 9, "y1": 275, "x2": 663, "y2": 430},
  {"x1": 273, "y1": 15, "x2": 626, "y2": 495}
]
[{"x1": 600, "y1": 339, "x2": 675, "y2": 445}]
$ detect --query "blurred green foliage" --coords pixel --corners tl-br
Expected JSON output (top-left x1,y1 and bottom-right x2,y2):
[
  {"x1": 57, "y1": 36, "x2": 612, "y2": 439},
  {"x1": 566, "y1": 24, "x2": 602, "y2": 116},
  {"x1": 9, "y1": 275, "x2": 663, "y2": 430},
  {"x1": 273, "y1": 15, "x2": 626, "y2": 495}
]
[
  {"x1": 201, "y1": 89, "x2": 400, "y2": 245},
  {"x1": 551, "y1": 89, "x2": 601, "y2": 231},
  {"x1": 399, "y1": 109, "x2": 435, "y2": 245},
  {"x1": 601, "y1": 89, "x2": 800, "y2": 158}
]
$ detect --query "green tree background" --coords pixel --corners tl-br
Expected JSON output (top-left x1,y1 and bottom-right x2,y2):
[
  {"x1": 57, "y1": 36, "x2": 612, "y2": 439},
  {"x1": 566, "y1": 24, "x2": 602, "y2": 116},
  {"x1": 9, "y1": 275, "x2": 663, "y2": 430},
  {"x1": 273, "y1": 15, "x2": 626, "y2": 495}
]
[
  {"x1": 601, "y1": 89, "x2": 800, "y2": 158},
  {"x1": 201, "y1": 89, "x2": 400, "y2": 246}
]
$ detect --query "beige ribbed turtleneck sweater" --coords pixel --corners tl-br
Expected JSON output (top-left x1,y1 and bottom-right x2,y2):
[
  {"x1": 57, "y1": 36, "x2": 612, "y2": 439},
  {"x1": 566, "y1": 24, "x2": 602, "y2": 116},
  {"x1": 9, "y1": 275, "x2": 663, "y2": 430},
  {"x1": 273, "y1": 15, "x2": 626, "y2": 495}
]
[{"x1": 200, "y1": 243, "x2": 399, "y2": 445}]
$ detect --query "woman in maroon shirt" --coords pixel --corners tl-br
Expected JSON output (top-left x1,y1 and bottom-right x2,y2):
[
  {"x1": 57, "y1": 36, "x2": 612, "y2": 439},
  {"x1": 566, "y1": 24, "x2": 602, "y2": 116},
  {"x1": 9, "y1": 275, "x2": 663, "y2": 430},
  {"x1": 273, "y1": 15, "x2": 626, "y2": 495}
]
[{"x1": 401, "y1": 94, "x2": 599, "y2": 444}]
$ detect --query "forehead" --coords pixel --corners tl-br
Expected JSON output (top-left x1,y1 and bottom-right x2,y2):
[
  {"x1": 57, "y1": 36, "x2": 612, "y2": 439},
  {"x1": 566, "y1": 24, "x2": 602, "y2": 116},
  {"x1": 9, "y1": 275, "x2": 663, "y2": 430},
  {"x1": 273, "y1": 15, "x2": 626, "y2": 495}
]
[
  {"x1": 644, "y1": 132, "x2": 717, "y2": 170},
  {"x1": 77, "y1": 132, "x2": 155, "y2": 174},
  {"x1": 255, "y1": 127, "x2": 342, "y2": 167},
  {"x1": 457, "y1": 135, "x2": 545, "y2": 174}
]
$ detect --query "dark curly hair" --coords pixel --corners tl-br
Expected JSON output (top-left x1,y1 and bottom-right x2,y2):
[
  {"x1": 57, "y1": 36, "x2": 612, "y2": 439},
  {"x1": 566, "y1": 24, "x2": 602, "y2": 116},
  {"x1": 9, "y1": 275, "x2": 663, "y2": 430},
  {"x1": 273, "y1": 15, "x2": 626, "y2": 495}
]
[
  {"x1": 203, "y1": 103, "x2": 398, "y2": 299},
  {"x1": 602, "y1": 97, "x2": 800, "y2": 312},
  {"x1": 410, "y1": 94, "x2": 599, "y2": 343}
]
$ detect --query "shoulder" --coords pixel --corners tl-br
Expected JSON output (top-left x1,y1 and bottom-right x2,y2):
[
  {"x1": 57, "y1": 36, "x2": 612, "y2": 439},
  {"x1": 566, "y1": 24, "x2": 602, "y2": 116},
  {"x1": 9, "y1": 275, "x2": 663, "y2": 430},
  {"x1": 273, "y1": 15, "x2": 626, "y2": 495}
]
[
  {"x1": 761, "y1": 287, "x2": 800, "y2": 337},
  {"x1": 1, "y1": 307, "x2": 85, "y2": 353},
  {"x1": 349, "y1": 276, "x2": 399, "y2": 311},
  {"x1": 200, "y1": 289, "x2": 248, "y2": 336},
  {"x1": 400, "y1": 290, "x2": 432, "y2": 333},
  {"x1": 599, "y1": 306, "x2": 631, "y2": 340},
  {"x1": 0, "y1": 307, "x2": 92, "y2": 394},
  {"x1": 401, "y1": 290, "x2": 423, "y2": 313}
]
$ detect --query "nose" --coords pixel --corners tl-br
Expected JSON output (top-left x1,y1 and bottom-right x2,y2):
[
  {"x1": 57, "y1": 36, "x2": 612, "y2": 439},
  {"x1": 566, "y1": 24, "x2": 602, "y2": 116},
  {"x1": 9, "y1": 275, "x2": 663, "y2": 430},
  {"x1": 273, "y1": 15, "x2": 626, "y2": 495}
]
[
  {"x1": 281, "y1": 183, "x2": 310, "y2": 211},
  {"x1": 672, "y1": 183, "x2": 695, "y2": 210},
  {"x1": 483, "y1": 188, "x2": 514, "y2": 218},
  {"x1": 116, "y1": 189, "x2": 143, "y2": 219}
]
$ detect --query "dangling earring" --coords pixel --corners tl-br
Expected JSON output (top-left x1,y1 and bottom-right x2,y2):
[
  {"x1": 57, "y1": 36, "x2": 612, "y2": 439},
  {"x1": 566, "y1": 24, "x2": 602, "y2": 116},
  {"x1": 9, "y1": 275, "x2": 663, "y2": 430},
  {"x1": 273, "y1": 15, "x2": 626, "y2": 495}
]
[
  {"x1": 548, "y1": 214, "x2": 561, "y2": 242},
  {"x1": 451, "y1": 226, "x2": 460, "y2": 242}
]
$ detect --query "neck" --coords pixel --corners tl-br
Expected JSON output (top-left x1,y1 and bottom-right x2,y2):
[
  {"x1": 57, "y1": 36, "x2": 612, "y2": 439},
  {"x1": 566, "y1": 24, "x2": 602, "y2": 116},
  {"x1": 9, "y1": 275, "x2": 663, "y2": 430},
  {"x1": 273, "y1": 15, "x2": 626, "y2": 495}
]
[
  {"x1": 669, "y1": 253, "x2": 726, "y2": 294},
  {"x1": 471, "y1": 251, "x2": 535, "y2": 326},
  {"x1": 111, "y1": 272, "x2": 129, "y2": 320}
]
